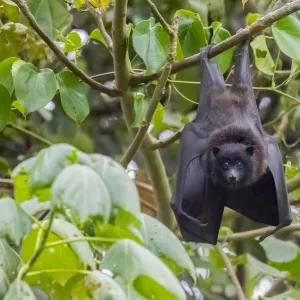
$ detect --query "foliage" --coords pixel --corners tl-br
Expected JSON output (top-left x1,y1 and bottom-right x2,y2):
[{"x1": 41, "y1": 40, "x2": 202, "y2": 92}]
[{"x1": 0, "y1": 0, "x2": 300, "y2": 299}]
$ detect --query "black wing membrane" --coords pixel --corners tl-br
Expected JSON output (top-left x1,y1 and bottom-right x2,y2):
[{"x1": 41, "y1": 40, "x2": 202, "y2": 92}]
[{"x1": 172, "y1": 41, "x2": 292, "y2": 245}]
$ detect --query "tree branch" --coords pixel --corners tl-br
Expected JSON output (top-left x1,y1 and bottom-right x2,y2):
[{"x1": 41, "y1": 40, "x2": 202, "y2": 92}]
[
  {"x1": 95, "y1": 8, "x2": 113, "y2": 54},
  {"x1": 144, "y1": 0, "x2": 174, "y2": 35},
  {"x1": 130, "y1": 0, "x2": 300, "y2": 86},
  {"x1": 219, "y1": 223, "x2": 300, "y2": 242},
  {"x1": 215, "y1": 244, "x2": 246, "y2": 300},
  {"x1": 12, "y1": 0, "x2": 121, "y2": 98},
  {"x1": 120, "y1": 18, "x2": 179, "y2": 167}
]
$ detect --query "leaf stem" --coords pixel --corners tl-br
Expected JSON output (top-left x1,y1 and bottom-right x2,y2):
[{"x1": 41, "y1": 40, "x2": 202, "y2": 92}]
[
  {"x1": 26, "y1": 269, "x2": 90, "y2": 277},
  {"x1": 7, "y1": 122, "x2": 52, "y2": 146},
  {"x1": 17, "y1": 211, "x2": 55, "y2": 280},
  {"x1": 44, "y1": 237, "x2": 118, "y2": 248},
  {"x1": 215, "y1": 244, "x2": 246, "y2": 300},
  {"x1": 12, "y1": 0, "x2": 121, "y2": 97}
]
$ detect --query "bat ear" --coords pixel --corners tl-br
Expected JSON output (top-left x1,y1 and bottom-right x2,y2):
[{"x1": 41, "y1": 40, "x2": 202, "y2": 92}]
[
  {"x1": 232, "y1": 40, "x2": 252, "y2": 89},
  {"x1": 213, "y1": 147, "x2": 220, "y2": 157},
  {"x1": 195, "y1": 44, "x2": 225, "y2": 120},
  {"x1": 245, "y1": 146, "x2": 255, "y2": 156}
]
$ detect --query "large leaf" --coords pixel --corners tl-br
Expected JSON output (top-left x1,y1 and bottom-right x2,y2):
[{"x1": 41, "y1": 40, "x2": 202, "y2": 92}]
[
  {"x1": 57, "y1": 71, "x2": 90, "y2": 124},
  {"x1": 0, "y1": 197, "x2": 31, "y2": 245},
  {"x1": 272, "y1": 14, "x2": 300, "y2": 61},
  {"x1": 0, "y1": 84, "x2": 11, "y2": 131},
  {"x1": 0, "y1": 57, "x2": 19, "y2": 95},
  {"x1": 0, "y1": 269, "x2": 9, "y2": 299},
  {"x1": 4, "y1": 280, "x2": 36, "y2": 300},
  {"x1": 91, "y1": 154, "x2": 140, "y2": 222},
  {"x1": 22, "y1": 222, "x2": 83, "y2": 286},
  {"x1": 132, "y1": 17, "x2": 170, "y2": 75},
  {"x1": 85, "y1": 271, "x2": 128, "y2": 300},
  {"x1": 51, "y1": 218, "x2": 95, "y2": 269},
  {"x1": 27, "y1": 0, "x2": 72, "y2": 40},
  {"x1": 101, "y1": 239, "x2": 187, "y2": 300},
  {"x1": 11, "y1": 157, "x2": 36, "y2": 203},
  {"x1": 250, "y1": 35, "x2": 274, "y2": 75},
  {"x1": 28, "y1": 144, "x2": 92, "y2": 193},
  {"x1": 260, "y1": 236, "x2": 298, "y2": 263},
  {"x1": 210, "y1": 22, "x2": 233, "y2": 74},
  {"x1": 141, "y1": 214, "x2": 195, "y2": 280},
  {"x1": 176, "y1": 9, "x2": 207, "y2": 57},
  {"x1": 20, "y1": 198, "x2": 50, "y2": 216},
  {"x1": 0, "y1": 238, "x2": 20, "y2": 281},
  {"x1": 14, "y1": 63, "x2": 57, "y2": 114},
  {"x1": 51, "y1": 164, "x2": 111, "y2": 222}
]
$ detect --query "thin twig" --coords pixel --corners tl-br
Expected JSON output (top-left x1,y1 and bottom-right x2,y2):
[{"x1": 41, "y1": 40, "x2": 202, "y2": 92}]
[
  {"x1": 120, "y1": 17, "x2": 179, "y2": 167},
  {"x1": 151, "y1": 128, "x2": 183, "y2": 150},
  {"x1": 215, "y1": 244, "x2": 246, "y2": 300},
  {"x1": 12, "y1": 0, "x2": 120, "y2": 97},
  {"x1": 7, "y1": 122, "x2": 52, "y2": 146},
  {"x1": 144, "y1": 0, "x2": 174, "y2": 35},
  {"x1": 18, "y1": 211, "x2": 55, "y2": 279},
  {"x1": 95, "y1": 8, "x2": 113, "y2": 53},
  {"x1": 130, "y1": 0, "x2": 300, "y2": 86}
]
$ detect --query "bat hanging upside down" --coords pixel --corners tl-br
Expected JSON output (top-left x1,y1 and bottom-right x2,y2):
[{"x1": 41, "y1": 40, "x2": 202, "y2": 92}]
[{"x1": 171, "y1": 40, "x2": 292, "y2": 244}]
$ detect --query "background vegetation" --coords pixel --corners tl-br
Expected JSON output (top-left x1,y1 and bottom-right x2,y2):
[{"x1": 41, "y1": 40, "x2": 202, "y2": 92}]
[{"x1": 1, "y1": 0, "x2": 300, "y2": 299}]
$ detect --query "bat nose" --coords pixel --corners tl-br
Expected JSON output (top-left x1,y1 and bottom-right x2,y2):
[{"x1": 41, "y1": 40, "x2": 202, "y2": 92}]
[{"x1": 229, "y1": 174, "x2": 236, "y2": 182}]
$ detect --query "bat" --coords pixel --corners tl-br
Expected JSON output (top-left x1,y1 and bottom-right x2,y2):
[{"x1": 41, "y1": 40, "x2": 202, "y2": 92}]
[{"x1": 171, "y1": 40, "x2": 292, "y2": 244}]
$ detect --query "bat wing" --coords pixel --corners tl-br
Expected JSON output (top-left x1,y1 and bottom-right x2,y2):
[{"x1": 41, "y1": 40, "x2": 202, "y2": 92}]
[
  {"x1": 226, "y1": 41, "x2": 292, "y2": 227},
  {"x1": 171, "y1": 46, "x2": 226, "y2": 244}
]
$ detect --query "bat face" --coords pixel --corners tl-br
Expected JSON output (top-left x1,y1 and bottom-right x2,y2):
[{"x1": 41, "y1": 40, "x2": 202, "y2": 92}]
[{"x1": 209, "y1": 143, "x2": 254, "y2": 189}]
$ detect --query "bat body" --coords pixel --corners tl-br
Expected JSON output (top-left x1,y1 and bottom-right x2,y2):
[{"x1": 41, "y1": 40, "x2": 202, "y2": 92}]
[{"x1": 171, "y1": 41, "x2": 292, "y2": 244}]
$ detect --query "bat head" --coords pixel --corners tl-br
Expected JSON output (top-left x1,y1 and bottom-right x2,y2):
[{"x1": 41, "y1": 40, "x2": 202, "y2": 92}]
[{"x1": 209, "y1": 143, "x2": 255, "y2": 189}]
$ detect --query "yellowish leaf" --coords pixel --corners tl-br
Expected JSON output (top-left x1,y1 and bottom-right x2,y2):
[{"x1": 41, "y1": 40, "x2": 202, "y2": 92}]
[
  {"x1": 88, "y1": 0, "x2": 113, "y2": 9},
  {"x1": 74, "y1": 0, "x2": 86, "y2": 10}
]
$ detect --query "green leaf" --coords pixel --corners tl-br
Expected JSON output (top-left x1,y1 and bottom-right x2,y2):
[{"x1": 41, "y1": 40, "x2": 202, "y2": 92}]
[
  {"x1": 27, "y1": 0, "x2": 72, "y2": 40},
  {"x1": 57, "y1": 71, "x2": 90, "y2": 124},
  {"x1": 250, "y1": 35, "x2": 275, "y2": 75},
  {"x1": 0, "y1": 238, "x2": 20, "y2": 281},
  {"x1": 22, "y1": 224, "x2": 82, "y2": 286},
  {"x1": 152, "y1": 102, "x2": 164, "y2": 127},
  {"x1": 0, "y1": 0, "x2": 19, "y2": 22},
  {"x1": 0, "y1": 57, "x2": 19, "y2": 95},
  {"x1": 176, "y1": 9, "x2": 207, "y2": 57},
  {"x1": 0, "y1": 197, "x2": 31, "y2": 245},
  {"x1": 260, "y1": 236, "x2": 298, "y2": 263},
  {"x1": 51, "y1": 218, "x2": 95, "y2": 269},
  {"x1": 132, "y1": 17, "x2": 170, "y2": 75},
  {"x1": 264, "y1": 289, "x2": 300, "y2": 300},
  {"x1": 89, "y1": 28, "x2": 106, "y2": 46},
  {"x1": 91, "y1": 154, "x2": 141, "y2": 226},
  {"x1": 74, "y1": 0, "x2": 85, "y2": 10},
  {"x1": 85, "y1": 271, "x2": 128, "y2": 300},
  {"x1": 141, "y1": 214, "x2": 195, "y2": 281},
  {"x1": 4, "y1": 280, "x2": 37, "y2": 300},
  {"x1": 131, "y1": 93, "x2": 148, "y2": 128},
  {"x1": 14, "y1": 63, "x2": 57, "y2": 114},
  {"x1": 51, "y1": 164, "x2": 111, "y2": 222},
  {"x1": 247, "y1": 255, "x2": 288, "y2": 278},
  {"x1": 59, "y1": 31, "x2": 82, "y2": 53},
  {"x1": 246, "y1": 13, "x2": 261, "y2": 26},
  {"x1": 101, "y1": 239, "x2": 187, "y2": 300},
  {"x1": 0, "y1": 269, "x2": 9, "y2": 299},
  {"x1": 11, "y1": 157, "x2": 36, "y2": 202},
  {"x1": 0, "y1": 84, "x2": 11, "y2": 132},
  {"x1": 28, "y1": 144, "x2": 92, "y2": 193},
  {"x1": 272, "y1": 14, "x2": 300, "y2": 61},
  {"x1": 210, "y1": 22, "x2": 233, "y2": 74},
  {"x1": 20, "y1": 198, "x2": 50, "y2": 216}
]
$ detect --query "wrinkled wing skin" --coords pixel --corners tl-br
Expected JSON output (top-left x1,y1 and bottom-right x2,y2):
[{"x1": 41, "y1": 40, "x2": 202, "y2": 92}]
[
  {"x1": 172, "y1": 41, "x2": 292, "y2": 245},
  {"x1": 171, "y1": 46, "x2": 226, "y2": 244}
]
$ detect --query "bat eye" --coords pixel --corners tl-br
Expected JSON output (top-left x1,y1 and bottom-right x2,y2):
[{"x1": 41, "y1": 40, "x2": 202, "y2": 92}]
[
  {"x1": 223, "y1": 162, "x2": 229, "y2": 169},
  {"x1": 236, "y1": 162, "x2": 243, "y2": 168}
]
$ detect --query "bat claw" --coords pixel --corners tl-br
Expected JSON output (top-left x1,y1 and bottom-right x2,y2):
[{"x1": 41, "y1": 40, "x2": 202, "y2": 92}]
[{"x1": 258, "y1": 225, "x2": 285, "y2": 242}]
